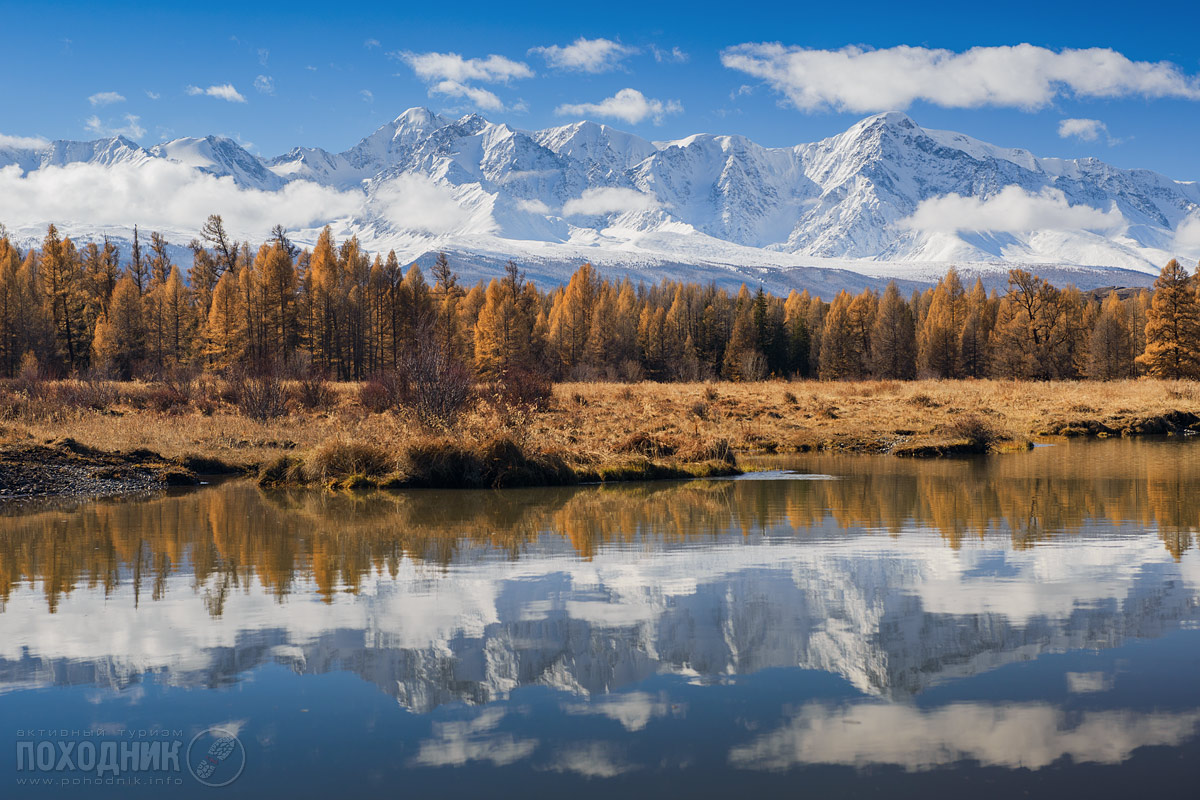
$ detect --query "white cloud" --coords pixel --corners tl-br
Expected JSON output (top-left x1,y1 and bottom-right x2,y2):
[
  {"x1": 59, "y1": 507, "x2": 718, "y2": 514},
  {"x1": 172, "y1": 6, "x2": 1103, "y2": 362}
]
[
  {"x1": 530, "y1": 37, "x2": 636, "y2": 73},
  {"x1": 257, "y1": 48, "x2": 269, "y2": 67},
  {"x1": 186, "y1": 84, "x2": 247, "y2": 103},
  {"x1": 360, "y1": 89, "x2": 374, "y2": 103},
  {"x1": 517, "y1": 198, "x2": 550, "y2": 215},
  {"x1": 651, "y1": 45, "x2": 689, "y2": 64},
  {"x1": 1066, "y1": 671, "x2": 1114, "y2": 693},
  {"x1": 1058, "y1": 118, "x2": 1108, "y2": 141},
  {"x1": 563, "y1": 186, "x2": 660, "y2": 217},
  {"x1": 367, "y1": 174, "x2": 477, "y2": 234},
  {"x1": 364, "y1": 38, "x2": 380, "y2": 49},
  {"x1": 429, "y1": 80, "x2": 504, "y2": 111},
  {"x1": 396, "y1": 51, "x2": 531, "y2": 113},
  {"x1": 543, "y1": 742, "x2": 636, "y2": 778},
  {"x1": 0, "y1": 133, "x2": 50, "y2": 150},
  {"x1": 396, "y1": 51, "x2": 533, "y2": 84},
  {"x1": 88, "y1": 91, "x2": 125, "y2": 107},
  {"x1": 1175, "y1": 214, "x2": 1200, "y2": 257},
  {"x1": 720, "y1": 43, "x2": 1200, "y2": 112},
  {"x1": 253, "y1": 75, "x2": 275, "y2": 95},
  {"x1": 410, "y1": 708, "x2": 536, "y2": 768},
  {"x1": 145, "y1": 91, "x2": 161, "y2": 101},
  {"x1": 0, "y1": 161, "x2": 361, "y2": 241},
  {"x1": 729, "y1": 702, "x2": 1200, "y2": 772},
  {"x1": 556, "y1": 88, "x2": 682, "y2": 125},
  {"x1": 84, "y1": 113, "x2": 146, "y2": 139},
  {"x1": 900, "y1": 186, "x2": 1125, "y2": 235}
]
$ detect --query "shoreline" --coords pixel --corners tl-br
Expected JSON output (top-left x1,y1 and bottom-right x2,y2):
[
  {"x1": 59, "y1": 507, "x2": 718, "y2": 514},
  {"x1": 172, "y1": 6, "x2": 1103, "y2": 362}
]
[{"x1": 3, "y1": 379, "x2": 1200, "y2": 499}]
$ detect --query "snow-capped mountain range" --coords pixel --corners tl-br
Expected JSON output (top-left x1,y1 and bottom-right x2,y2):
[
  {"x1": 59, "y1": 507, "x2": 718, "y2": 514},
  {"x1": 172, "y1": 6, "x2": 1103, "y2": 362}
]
[{"x1": 4, "y1": 108, "x2": 1199, "y2": 291}]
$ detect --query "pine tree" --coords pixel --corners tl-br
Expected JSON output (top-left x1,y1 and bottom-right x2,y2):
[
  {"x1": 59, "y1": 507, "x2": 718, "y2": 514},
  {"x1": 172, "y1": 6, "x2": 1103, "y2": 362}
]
[{"x1": 1136, "y1": 259, "x2": 1200, "y2": 378}]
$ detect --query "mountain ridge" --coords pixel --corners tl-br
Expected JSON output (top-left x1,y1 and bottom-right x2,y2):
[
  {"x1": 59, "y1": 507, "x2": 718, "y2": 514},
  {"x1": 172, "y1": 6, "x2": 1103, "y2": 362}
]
[{"x1": 2, "y1": 109, "x2": 1197, "y2": 292}]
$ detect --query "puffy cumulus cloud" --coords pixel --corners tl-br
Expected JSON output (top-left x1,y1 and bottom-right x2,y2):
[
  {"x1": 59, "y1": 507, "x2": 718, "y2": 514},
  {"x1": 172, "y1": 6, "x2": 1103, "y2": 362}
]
[
  {"x1": 720, "y1": 43, "x2": 1200, "y2": 112},
  {"x1": 556, "y1": 88, "x2": 682, "y2": 125},
  {"x1": 1058, "y1": 118, "x2": 1108, "y2": 141},
  {"x1": 253, "y1": 75, "x2": 275, "y2": 95},
  {"x1": 530, "y1": 37, "x2": 636, "y2": 73},
  {"x1": 186, "y1": 84, "x2": 247, "y2": 103},
  {"x1": 367, "y1": 174, "x2": 476, "y2": 235},
  {"x1": 396, "y1": 51, "x2": 533, "y2": 84},
  {"x1": 729, "y1": 702, "x2": 1200, "y2": 771},
  {"x1": 0, "y1": 161, "x2": 361, "y2": 241},
  {"x1": 87, "y1": 91, "x2": 125, "y2": 107},
  {"x1": 85, "y1": 113, "x2": 146, "y2": 139},
  {"x1": 396, "y1": 51, "x2": 531, "y2": 113},
  {"x1": 563, "y1": 186, "x2": 659, "y2": 217},
  {"x1": 900, "y1": 186, "x2": 1125, "y2": 235},
  {"x1": 0, "y1": 133, "x2": 50, "y2": 150},
  {"x1": 429, "y1": 80, "x2": 504, "y2": 112}
]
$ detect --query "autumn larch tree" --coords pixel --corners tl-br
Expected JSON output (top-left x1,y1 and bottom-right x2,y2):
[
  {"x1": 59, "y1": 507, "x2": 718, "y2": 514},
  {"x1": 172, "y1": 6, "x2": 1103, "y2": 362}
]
[
  {"x1": 1136, "y1": 259, "x2": 1200, "y2": 379},
  {"x1": 870, "y1": 282, "x2": 917, "y2": 379},
  {"x1": 1087, "y1": 291, "x2": 1135, "y2": 380}
]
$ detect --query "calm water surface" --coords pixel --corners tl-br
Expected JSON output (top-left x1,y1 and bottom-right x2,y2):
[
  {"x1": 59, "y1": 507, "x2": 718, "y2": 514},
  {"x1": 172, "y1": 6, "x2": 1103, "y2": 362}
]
[{"x1": 3, "y1": 438, "x2": 1200, "y2": 798}]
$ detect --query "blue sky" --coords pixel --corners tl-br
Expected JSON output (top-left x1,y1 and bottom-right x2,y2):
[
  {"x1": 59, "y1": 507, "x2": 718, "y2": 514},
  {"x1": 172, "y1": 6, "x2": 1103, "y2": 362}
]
[{"x1": 3, "y1": 0, "x2": 1200, "y2": 177}]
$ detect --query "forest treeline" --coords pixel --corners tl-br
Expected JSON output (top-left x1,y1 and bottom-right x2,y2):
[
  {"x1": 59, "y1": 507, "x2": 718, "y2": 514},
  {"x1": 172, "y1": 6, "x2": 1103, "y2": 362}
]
[{"x1": 1, "y1": 215, "x2": 1198, "y2": 383}]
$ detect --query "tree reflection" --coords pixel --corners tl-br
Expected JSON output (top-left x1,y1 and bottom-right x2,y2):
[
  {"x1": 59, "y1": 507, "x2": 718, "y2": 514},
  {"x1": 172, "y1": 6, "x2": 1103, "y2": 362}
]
[{"x1": 3, "y1": 439, "x2": 1200, "y2": 611}]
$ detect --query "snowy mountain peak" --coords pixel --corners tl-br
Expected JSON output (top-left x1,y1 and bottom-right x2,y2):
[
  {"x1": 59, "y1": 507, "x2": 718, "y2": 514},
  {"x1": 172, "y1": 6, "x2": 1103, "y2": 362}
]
[{"x1": 4, "y1": 111, "x2": 1199, "y2": 291}]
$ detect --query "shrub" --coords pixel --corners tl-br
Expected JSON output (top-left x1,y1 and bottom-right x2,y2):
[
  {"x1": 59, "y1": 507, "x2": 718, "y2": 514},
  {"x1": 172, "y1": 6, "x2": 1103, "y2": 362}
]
[
  {"x1": 230, "y1": 372, "x2": 289, "y2": 420},
  {"x1": 495, "y1": 367, "x2": 552, "y2": 410},
  {"x1": 359, "y1": 374, "x2": 400, "y2": 413},
  {"x1": 294, "y1": 375, "x2": 337, "y2": 411},
  {"x1": 143, "y1": 384, "x2": 190, "y2": 413},
  {"x1": 703, "y1": 385, "x2": 719, "y2": 402},
  {"x1": 946, "y1": 414, "x2": 1001, "y2": 449}
]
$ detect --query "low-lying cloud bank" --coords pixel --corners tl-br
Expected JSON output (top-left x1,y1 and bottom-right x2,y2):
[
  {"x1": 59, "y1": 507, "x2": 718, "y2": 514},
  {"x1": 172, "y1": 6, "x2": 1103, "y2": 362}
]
[
  {"x1": 0, "y1": 161, "x2": 362, "y2": 240},
  {"x1": 900, "y1": 186, "x2": 1126, "y2": 235}
]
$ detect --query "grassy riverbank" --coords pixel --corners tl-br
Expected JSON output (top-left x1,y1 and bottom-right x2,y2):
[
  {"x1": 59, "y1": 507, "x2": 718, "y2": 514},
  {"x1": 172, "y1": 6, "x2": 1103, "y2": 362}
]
[{"x1": 2, "y1": 378, "x2": 1200, "y2": 495}]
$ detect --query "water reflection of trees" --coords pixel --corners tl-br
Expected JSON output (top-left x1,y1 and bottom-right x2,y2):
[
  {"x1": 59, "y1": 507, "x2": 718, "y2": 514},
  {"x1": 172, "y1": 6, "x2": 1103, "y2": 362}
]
[{"x1": 3, "y1": 439, "x2": 1199, "y2": 611}]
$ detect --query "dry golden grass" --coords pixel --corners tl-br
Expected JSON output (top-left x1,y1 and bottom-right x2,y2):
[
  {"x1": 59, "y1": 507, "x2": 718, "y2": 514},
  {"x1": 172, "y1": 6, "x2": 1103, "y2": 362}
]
[{"x1": 2, "y1": 378, "x2": 1199, "y2": 484}]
